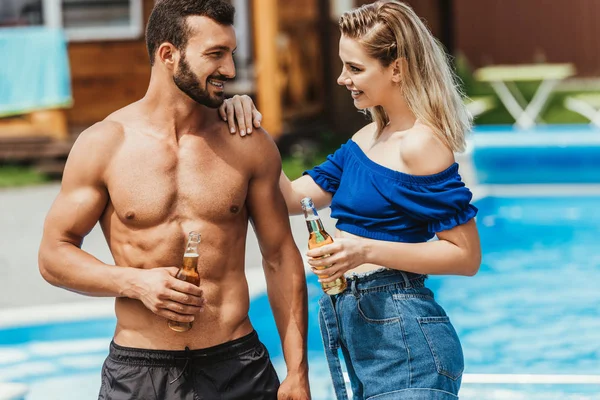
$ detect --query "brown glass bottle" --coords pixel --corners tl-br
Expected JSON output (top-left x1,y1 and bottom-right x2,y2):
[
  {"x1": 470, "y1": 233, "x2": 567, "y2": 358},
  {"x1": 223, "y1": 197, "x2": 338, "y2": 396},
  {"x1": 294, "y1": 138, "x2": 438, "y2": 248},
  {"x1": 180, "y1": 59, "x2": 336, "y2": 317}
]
[
  {"x1": 168, "y1": 231, "x2": 201, "y2": 332},
  {"x1": 301, "y1": 197, "x2": 347, "y2": 295}
]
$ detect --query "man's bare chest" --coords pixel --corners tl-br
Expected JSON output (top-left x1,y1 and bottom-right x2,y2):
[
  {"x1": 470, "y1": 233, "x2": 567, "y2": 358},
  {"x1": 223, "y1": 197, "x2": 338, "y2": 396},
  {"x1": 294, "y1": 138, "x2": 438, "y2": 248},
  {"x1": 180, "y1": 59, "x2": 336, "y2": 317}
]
[{"x1": 105, "y1": 145, "x2": 250, "y2": 227}]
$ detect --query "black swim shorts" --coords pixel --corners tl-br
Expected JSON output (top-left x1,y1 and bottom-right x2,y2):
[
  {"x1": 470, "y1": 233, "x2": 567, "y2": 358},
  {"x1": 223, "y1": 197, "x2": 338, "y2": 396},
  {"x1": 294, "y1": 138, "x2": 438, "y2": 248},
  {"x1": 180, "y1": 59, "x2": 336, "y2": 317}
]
[{"x1": 98, "y1": 330, "x2": 280, "y2": 400}]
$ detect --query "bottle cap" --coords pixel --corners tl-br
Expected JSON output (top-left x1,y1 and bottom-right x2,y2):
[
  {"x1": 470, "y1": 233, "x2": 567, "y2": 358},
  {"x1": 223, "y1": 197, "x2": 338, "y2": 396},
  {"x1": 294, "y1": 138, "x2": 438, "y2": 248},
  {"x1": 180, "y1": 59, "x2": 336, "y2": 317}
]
[
  {"x1": 188, "y1": 231, "x2": 201, "y2": 242},
  {"x1": 300, "y1": 197, "x2": 314, "y2": 208}
]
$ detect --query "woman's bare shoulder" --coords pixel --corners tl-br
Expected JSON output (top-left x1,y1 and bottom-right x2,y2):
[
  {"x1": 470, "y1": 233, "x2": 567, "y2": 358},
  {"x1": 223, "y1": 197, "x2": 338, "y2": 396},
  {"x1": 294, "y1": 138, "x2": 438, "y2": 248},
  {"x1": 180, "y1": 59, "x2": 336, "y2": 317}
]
[
  {"x1": 399, "y1": 123, "x2": 455, "y2": 175},
  {"x1": 351, "y1": 122, "x2": 378, "y2": 147}
]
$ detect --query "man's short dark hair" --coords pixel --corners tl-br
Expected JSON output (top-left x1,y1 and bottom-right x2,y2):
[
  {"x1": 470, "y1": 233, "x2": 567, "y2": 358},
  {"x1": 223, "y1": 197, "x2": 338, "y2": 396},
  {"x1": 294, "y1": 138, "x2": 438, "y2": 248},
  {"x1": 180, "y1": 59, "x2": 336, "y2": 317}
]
[{"x1": 146, "y1": 0, "x2": 235, "y2": 66}]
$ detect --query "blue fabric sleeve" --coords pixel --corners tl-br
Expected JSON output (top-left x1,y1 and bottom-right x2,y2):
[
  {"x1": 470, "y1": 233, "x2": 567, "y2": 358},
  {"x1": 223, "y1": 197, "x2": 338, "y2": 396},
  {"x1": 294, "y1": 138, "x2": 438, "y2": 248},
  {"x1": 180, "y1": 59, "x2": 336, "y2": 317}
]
[
  {"x1": 395, "y1": 176, "x2": 478, "y2": 233},
  {"x1": 303, "y1": 141, "x2": 348, "y2": 194}
]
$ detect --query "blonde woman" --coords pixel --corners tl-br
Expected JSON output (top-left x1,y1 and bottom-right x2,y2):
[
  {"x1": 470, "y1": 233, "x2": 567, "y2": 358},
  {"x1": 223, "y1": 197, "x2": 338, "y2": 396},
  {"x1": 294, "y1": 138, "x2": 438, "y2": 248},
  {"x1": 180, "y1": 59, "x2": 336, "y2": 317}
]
[{"x1": 222, "y1": 1, "x2": 481, "y2": 398}]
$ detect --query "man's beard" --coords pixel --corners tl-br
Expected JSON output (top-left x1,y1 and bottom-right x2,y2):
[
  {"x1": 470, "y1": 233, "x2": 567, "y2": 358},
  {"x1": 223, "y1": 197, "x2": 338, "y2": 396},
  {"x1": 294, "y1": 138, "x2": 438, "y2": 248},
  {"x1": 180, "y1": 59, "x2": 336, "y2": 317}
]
[{"x1": 173, "y1": 54, "x2": 226, "y2": 108}]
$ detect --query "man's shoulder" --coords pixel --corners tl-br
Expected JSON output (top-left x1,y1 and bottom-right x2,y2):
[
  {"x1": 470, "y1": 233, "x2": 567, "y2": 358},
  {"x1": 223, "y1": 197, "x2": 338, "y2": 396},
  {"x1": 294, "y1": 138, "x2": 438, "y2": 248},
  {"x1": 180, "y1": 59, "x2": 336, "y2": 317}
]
[
  {"x1": 203, "y1": 112, "x2": 280, "y2": 168},
  {"x1": 67, "y1": 120, "x2": 126, "y2": 174},
  {"x1": 74, "y1": 120, "x2": 125, "y2": 149},
  {"x1": 248, "y1": 128, "x2": 280, "y2": 162},
  {"x1": 244, "y1": 127, "x2": 276, "y2": 146},
  {"x1": 228, "y1": 126, "x2": 278, "y2": 155},
  {"x1": 61, "y1": 120, "x2": 124, "y2": 184},
  {"x1": 226, "y1": 127, "x2": 281, "y2": 178}
]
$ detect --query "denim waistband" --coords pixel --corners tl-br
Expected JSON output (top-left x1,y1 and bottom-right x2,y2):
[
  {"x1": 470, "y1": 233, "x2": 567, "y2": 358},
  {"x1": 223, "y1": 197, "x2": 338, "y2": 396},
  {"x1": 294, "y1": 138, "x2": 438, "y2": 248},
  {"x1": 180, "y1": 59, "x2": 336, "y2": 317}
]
[
  {"x1": 108, "y1": 330, "x2": 259, "y2": 367},
  {"x1": 343, "y1": 268, "x2": 426, "y2": 293}
]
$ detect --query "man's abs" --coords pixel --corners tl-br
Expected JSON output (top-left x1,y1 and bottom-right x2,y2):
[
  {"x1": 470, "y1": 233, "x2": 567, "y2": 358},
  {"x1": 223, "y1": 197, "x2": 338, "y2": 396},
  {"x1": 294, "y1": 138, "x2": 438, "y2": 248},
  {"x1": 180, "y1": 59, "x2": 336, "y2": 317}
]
[{"x1": 113, "y1": 271, "x2": 254, "y2": 350}]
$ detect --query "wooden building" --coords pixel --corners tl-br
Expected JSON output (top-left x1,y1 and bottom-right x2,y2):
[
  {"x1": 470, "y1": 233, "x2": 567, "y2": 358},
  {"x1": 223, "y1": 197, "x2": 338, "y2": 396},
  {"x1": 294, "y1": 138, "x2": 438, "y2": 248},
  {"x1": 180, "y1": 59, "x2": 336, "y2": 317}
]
[
  {"x1": 2, "y1": 0, "x2": 599, "y2": 147},
  {"x1": 66, "y1": 0, "x2": 154, "y2": 130},
  {"x1": 67, "y1": 0, "x2": 328, "y2": 138}
]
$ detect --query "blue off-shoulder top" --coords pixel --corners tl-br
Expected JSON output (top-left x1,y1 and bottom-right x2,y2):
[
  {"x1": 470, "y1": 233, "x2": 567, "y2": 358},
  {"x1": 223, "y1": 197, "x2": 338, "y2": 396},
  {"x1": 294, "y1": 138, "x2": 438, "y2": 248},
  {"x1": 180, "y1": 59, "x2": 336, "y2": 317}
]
[{"x1": 303, "y1": 139, "x2": 477, "y2": 243}]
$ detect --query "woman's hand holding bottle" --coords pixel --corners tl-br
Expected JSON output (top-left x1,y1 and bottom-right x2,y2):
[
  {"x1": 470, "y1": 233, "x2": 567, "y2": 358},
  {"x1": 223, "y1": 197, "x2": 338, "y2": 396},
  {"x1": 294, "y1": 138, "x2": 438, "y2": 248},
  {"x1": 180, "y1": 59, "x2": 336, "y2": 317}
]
[{"x1": 306, "y1": 237, "x2": 368, "y2": 283}]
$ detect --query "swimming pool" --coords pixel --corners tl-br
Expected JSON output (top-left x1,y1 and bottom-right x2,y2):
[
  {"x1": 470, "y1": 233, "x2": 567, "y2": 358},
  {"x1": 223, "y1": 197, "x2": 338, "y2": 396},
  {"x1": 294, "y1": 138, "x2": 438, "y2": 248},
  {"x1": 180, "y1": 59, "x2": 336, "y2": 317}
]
[
  {"x1": 471, "y1": 124, "x2": 600, "y2": 184},
  {"x1": 1, "y1": 192, "x2": 599, "y2": 399}
]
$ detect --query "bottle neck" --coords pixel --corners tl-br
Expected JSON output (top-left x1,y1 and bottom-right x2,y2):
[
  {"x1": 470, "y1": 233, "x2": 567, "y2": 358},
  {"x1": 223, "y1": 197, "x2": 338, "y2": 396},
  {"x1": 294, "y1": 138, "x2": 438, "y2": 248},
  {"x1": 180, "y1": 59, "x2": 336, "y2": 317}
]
[
  {"x1": 185, "y1": 232, "x2": 201, "y2": 255},
  {"x1": 306, "y1": 217, "x2": 325, "y2": 234},
  {"x1": 303, "y1": 205, "x2": 324, "y2": 234},
  {"x1": 182, "y1": 232, "x2": 201, "y2": 271},
  {"x1": 185, "y1": 245, "x2": 199, "y2": 256}
]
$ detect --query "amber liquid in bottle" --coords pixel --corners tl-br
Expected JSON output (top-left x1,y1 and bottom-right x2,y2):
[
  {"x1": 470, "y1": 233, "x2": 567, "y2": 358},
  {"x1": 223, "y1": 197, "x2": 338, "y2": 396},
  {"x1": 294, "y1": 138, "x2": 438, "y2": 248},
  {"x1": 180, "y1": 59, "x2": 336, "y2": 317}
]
[
  {"x1": 168, "y1": 232, "x2": 201, "y2": 332},
  {"x1": 302, "y1": 198, "x2": 347, "y2": 295}
]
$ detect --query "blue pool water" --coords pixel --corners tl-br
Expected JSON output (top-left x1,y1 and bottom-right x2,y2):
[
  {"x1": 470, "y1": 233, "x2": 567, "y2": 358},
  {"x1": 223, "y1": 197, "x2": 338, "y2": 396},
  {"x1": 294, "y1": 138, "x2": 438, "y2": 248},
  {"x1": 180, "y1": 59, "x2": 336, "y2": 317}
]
[
  {"x1": 1, "y1": 195, "x2": 600, "y2": 399},
  {"x1": 472, "y1": 124, "x2": 600, "y2": 184}
]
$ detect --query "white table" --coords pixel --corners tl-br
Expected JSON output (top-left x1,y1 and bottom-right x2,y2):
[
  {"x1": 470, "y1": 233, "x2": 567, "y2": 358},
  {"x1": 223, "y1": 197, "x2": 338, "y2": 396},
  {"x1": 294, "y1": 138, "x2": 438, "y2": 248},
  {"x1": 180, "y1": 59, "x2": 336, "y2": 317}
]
[
  {"x1": 564, "y1": 93, "x2": 600, "y2": 127},
  {"x1": 0, "y1": 383, "x2": 28, "y2": 400},
  {"x1": 474, "y1": 63, "x2": 575, "y2": 129}
]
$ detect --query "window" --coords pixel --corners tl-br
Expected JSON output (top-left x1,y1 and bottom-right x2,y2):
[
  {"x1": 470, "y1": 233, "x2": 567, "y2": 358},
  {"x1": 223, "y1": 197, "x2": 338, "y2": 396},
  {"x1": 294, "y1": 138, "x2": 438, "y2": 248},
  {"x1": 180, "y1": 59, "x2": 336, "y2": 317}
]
[
  {"x1": 0, "y1": 1, "x2": 43, "y2": 27},
  {"x1": 0, "y1": 0, "x2": 143, "y2": 41},
  {"x1": 53, "y1": 0, "x2": 143, "y2": 41}
]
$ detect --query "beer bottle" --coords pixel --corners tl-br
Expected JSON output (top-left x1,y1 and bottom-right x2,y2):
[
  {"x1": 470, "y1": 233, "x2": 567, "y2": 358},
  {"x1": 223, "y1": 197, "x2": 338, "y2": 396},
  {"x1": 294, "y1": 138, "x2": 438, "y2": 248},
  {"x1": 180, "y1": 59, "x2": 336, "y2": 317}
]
[
  {"x1": 301, "y1": 197, "x2": 347, "y2": 295},
  {"x1": 168, "y1": 231, "x2": 201, "y2": 332}
]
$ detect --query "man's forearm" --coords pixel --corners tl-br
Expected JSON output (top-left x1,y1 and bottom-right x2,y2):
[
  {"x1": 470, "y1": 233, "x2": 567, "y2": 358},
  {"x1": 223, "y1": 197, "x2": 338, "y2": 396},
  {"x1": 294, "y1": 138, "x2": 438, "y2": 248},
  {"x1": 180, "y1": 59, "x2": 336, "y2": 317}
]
[
  {"x1": 39, "y1": 239, "x2": 138, "y2": 298},
  {"x1": 263, "y1": 247, "x2": 309, "y2": 374}
]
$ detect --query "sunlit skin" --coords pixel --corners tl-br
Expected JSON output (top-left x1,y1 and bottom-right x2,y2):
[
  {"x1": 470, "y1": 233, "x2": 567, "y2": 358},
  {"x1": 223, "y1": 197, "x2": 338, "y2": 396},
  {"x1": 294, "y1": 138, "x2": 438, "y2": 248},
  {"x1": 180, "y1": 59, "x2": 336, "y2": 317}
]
[
  {"x1": 337, "y1": 35, "x2": 397, "y2": 110},
  {"x1": 39, "y1": 15, "x2": 310, "y2": 399},
  {"x1": 222, "y1": 33, "x2": 481, "y2": 283},
  {"x1": 171, "y1": 21, "x2": 236, "y2": 107}
]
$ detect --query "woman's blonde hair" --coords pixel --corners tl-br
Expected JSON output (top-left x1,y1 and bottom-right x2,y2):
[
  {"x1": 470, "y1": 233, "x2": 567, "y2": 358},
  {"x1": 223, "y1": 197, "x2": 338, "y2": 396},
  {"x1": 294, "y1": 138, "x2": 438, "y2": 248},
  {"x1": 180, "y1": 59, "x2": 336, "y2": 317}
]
[{"x1": 339, "y1": 0, "x2": 471, "y2": 152}]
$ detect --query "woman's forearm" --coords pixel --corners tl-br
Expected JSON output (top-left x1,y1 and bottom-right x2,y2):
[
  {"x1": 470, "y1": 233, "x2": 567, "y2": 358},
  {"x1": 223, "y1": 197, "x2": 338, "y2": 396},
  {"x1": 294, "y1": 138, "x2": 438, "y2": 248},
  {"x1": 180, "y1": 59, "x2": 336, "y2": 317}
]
[
  {"x1": 279, "y1": 171, "x2": 303, "y2": 215},
  {"x1": 364, "y1": 238, "x2": 481, "y2": 276},
  {"x1": 279, "y1": 171, "x2": 333, "y2": 215}
]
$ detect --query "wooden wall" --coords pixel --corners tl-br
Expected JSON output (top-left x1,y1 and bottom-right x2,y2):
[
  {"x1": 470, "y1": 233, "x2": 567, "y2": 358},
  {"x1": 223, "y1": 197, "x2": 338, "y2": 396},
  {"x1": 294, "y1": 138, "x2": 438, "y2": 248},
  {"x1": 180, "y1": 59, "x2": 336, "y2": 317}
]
[
  {"x1": 354, "y1": 0, "x2": 599, "y2": 77},
  {"x1": 277, "y1": 0, "x2": 325, "y2": 121},
  {"x1": 355, "y1": 0, "x2": 444, "y2": 42},
  {"x1": 453, "y1": 0, "x2": 600, "y2": 76},
  {"x1": 66, "y1": 0, "x2": 154, "y2": 127}
]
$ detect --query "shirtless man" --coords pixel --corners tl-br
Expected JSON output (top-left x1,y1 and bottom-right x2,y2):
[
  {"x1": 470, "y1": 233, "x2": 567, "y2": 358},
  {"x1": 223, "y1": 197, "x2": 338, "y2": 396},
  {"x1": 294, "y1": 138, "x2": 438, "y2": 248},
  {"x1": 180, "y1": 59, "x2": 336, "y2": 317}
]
[{"x1": 38, "y1": 1, "x2": 310, "y2": 399}]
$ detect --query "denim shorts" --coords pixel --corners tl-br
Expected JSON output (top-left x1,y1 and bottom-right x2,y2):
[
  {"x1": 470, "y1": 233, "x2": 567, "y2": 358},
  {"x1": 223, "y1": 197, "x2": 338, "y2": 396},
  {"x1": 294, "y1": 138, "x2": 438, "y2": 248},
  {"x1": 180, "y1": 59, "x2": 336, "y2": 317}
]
[{"x1": 318, "y1": 269, "x2": 464, "y2": 400}]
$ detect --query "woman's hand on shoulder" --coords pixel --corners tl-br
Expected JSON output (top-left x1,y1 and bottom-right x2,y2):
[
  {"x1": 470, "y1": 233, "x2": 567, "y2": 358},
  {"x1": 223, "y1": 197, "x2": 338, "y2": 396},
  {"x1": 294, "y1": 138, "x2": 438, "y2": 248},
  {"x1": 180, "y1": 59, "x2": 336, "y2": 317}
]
[
  {"x1": 218, "y1": 95, "x2": 262, "y2": 136},
  {"x1": 400, "y1": 125, "x2": 455, "y2": 175},
  {"x1": 306, "y1": 237, "x2": 367, "y2": 283}
]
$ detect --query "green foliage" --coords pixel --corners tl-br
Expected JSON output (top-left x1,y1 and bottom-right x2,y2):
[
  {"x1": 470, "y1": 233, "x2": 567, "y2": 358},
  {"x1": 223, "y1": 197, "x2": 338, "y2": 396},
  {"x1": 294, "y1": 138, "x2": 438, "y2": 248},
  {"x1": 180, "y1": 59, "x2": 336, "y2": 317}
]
[
  {"x1": 0, "y1": 166, "x2": 49, "y2": 188},
  {"x1": 282, "y1": 153, "x2": 327, "y2": 180},
  {"x1": 281, "y1": 128, "x2": 341, "y2": 179}
]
